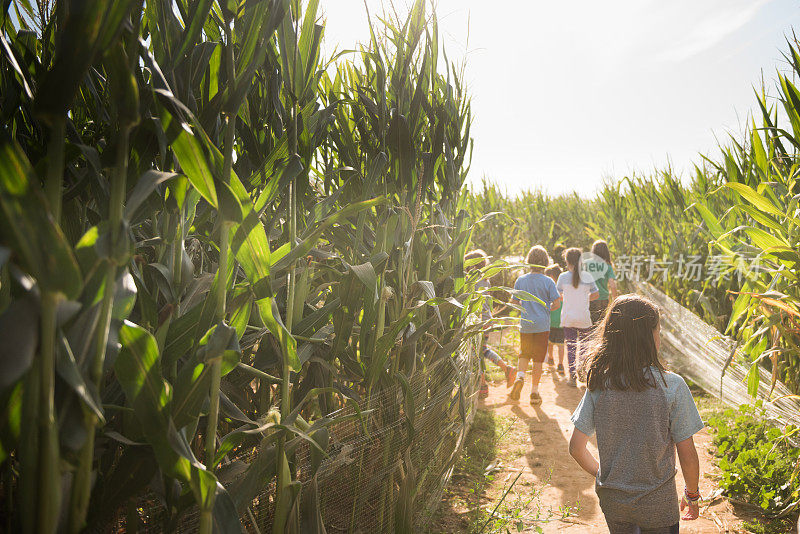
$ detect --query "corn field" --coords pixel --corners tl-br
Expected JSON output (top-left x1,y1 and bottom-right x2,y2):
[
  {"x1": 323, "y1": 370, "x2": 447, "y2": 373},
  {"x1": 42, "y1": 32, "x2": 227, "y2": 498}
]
[
  {"x1": 468, "y1": 40, "x2": 800, "y2": 395},
  {"x1": 0, "y1": 1, "x2": 489, "y2": 532}
]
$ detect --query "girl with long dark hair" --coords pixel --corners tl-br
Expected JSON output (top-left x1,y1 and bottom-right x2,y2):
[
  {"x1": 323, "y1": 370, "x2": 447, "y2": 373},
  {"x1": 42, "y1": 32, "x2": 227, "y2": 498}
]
[
  {"x1": 584, "y1": 240, "x2": 618, "y2": 325},
  {"x1": 569, "y1": 295, "x2": 703, "y2": 532},
  {"x1": 556, "y1": 247, "x2": 599, "y2": 386}
]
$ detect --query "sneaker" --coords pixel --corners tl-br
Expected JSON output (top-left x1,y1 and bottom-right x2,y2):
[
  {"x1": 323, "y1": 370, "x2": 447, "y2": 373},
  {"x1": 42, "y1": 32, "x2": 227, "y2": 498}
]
[
  {"x1": 557, "y1": 364, "x2": 565, "y2": 375},
  {"x1": 529, "y1": 391, "x2": 542, "y2": 406},
  {"x1": 509, "y1": 379, "x2": 523, "y2": 400},
  {"x1": 505, "y1": 366, "x2": 518, "y2": 388},
  {"x1": 566, "y1": 376, "x2": 577, "y2": 387},
  {"x1": 479, "y1": 385, "x2": 489, "y2": 399}
]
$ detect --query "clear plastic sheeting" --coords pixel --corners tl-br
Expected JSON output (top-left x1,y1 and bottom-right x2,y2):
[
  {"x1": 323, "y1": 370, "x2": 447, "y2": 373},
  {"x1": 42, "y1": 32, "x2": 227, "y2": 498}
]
[{"x1": 631, "y1": 280, "x2": 800, "y2": 431}]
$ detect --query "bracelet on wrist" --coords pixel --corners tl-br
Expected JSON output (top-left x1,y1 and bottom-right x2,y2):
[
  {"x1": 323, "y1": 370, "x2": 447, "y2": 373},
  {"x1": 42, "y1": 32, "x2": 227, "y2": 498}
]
[{"x1": 684, "y1": 487, "x2": 701, "y2": 503}]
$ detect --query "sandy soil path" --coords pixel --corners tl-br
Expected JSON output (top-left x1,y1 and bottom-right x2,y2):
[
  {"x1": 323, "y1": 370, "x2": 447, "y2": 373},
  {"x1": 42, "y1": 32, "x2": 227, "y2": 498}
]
[{"x1": 478, "y1": 364, "x2": 748, "y2": 533}]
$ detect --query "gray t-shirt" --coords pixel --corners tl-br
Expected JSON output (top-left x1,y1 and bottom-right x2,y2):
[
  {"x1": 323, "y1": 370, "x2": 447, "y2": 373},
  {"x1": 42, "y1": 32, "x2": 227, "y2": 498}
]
[{"x1": 571, "y1": 368, "x2": 704, "y2": 527}]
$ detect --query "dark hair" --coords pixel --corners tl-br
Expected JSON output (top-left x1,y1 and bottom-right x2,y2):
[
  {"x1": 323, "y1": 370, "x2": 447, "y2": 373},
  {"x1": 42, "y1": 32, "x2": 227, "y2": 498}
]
[
  {"x1": 553, "y1": 244, "x2": 566, "y2": 267},
  {"x1": 591, "y1": 240, "x2": 611, "y2": 264},
  {"x1": 525, "y1": 245, "x2": 550, "y2": 273},
  {"x1": 563, "y1": 247, "x2": 582, "y2": 288},
  {"x1": 582, "y1": 294, "x2": 666, "y2": 391},
  {"x1": 544, "y1": 263, "x2": 562, "y2": 282},
  {"x1": 464, "y1": 249, "x2": 488, "y2": 270}
]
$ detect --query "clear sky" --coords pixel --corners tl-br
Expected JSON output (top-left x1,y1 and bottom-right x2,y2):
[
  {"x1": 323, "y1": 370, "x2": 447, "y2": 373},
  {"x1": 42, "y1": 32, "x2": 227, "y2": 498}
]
[{"x1": 322, "y1": 0, "x2": 800, "y2": 196}]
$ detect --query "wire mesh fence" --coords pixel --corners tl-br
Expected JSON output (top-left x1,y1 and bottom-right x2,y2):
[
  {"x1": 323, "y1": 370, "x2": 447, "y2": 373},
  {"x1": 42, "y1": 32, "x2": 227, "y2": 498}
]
[{"x1": 116, "y1": 332, "x2": 482, "y2": 533}]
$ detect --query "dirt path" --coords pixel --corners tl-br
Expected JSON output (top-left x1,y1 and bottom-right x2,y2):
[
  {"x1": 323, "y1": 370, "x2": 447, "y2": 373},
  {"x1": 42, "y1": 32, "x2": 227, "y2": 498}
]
[
  {"x1": 431, "y1": 327, "x2": 768, "y2": 533},
  {"x1": 482, "y1": 366, "x2": 738, "y2": 533},
  {"x1": 444, "y1": 326, "x2": 768, "y2": 533}
]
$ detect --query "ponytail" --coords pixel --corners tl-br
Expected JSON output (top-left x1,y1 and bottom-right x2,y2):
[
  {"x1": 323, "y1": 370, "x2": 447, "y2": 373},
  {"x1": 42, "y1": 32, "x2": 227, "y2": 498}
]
[
  {"x1": 571, "y1": 263, "x2": 580, "y2": 288},
  {"x1": 564, "y1": 247, "x2": 582, "y2": 288}
]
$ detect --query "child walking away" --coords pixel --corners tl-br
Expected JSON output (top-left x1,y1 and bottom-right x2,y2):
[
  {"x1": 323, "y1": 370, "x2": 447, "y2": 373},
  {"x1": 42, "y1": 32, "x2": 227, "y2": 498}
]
[
  {"x1": 545, "y1": 264, "x2": 566, "y2": 375},
  {"x1": 553, "y1": 243, "x2": 566, "y2": 269},
  {"x1": 569, "y1": 295, "x2": 704, "y2": 532},
  {"x1": 465, "y1": 249, "x2": 517, "y2": 398},
  {"x1": 510, "y1": 246, "x2": 561, "y2": 405},
  {"x1": 583, "y1": 240, "x2": 618, "y2": 325},
  {"x1": 557, "y1": 247, "x2": 599, "y2": 386}
]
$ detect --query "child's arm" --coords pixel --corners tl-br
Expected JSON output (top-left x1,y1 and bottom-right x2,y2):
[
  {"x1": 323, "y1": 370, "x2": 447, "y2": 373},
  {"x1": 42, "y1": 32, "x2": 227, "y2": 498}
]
[
  {"x1": 550, "y1": 297, "x2": 562, "y2": 311},
  {"x1": 668, "y1": 374, "x2": 705, "y2": 520},
  {"x1": 568, "y1": 428, "x2": 599, "y2": 477},
  {"x1": 589, "y1": 290, "x2": 600, "y2": 302},
  {"x1": 677, "y1": 436, "x2": 700, "y2": 520}
]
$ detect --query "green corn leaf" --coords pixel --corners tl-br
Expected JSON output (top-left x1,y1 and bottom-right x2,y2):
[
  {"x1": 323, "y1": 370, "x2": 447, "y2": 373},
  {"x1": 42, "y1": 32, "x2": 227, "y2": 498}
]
[
  {"x1": 258, "y1": 297, "x2": 300, "y2": 372},
  {"x1": 726, "y1": 182, "x2": 784, "y2": 219},
  {"x1": 117, "y1": 322, "x2": 228, "y2": 518},
  {"x1": 173, "y1": 0, "x2": 214, "y2": 66},
  {"x1": 124, "y1": 170, "x2": 178, "y2": 219},
  {"x1": 197, "y1": 322, "x2": 241, "y2": 377},
  {"x1": 751, "y1": 124, "x2": 769, "y2": 176},
  {"x1": 735, "y1": 204, "x2": 784, "y2": 234},
  {"x1": 163, "y1": 303, "x2": 204, "y2": 367},
  {"x1": 228, "y1": 289, "x2": 253, "y2": 340},
  {"x1": 171, "y1": 127, "x2": 219, "y2": 209},
  {"x1": 156, "y1": 90, "x2": 218, "y2": 208},
  {"x1": 218, "y1": 181, "x2": 244, "y2": 223},
  {"x1": 780, "y1": 74, "x2": 800, "y2": 140},
  {"x1": 0, "y1": 294, "x2": 38, "y2": 390},
  {"x1": 746, "y1": 361, "x2": 760, "y2": 398},
  {"x1": 116, "y1": 321, "x2": 185, "y2": 479},
  {"x1": 56, "y1": 334, "x2": 104, "y2": 422},
  {"x1": 0, "y1": 139, "x2": 82, "y2": 298},
  {"x1": 272, "y1": 197, "x2": 388, "y2": 273},
  {"x1": 744, "y1": 227, "x2": 789, "y2": 250},
  {"x1": 171, "y1": 361, "x2": 211, "y2": 430},
  {"x1": 35, "y1": 0, "x2": 134, "y2": 121},
  {"x1": 726, "y1": 291, "x2": 752, "y2": 335},
  {"x1": 368, "y1": 309, "x2": 415, "y2": 389}
]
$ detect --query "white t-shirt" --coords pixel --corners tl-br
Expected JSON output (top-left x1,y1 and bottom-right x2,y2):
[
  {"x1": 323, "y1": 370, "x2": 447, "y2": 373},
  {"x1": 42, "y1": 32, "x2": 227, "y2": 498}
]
[{"x1": 556, "y1": 271, "x2": 598, "y2": 329}]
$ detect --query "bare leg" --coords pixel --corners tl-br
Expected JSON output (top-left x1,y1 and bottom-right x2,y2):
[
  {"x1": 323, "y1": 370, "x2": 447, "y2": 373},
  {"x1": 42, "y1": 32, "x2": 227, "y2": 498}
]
[
  {"x1": 509, "y1": 356, "x2": 528, "y2": 400},
  {"x1": 557, "y1": 343, "x2": 565, "y2": 367},
  {"x1": 530, "y1": 361, "x2": 544, "y2": 391}
]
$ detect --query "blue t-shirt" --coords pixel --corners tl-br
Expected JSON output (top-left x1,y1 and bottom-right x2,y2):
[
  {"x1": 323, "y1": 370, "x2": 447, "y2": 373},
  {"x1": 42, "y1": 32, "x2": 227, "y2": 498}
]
[{"x1": 513, "y1": 272, "x2": 560, "y2": 334}]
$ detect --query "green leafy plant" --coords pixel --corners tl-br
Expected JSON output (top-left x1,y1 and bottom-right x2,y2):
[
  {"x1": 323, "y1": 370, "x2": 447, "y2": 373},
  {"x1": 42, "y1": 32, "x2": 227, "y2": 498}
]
[{"x1": 707, "y1": 401, "x2": 800, "y2": 518}]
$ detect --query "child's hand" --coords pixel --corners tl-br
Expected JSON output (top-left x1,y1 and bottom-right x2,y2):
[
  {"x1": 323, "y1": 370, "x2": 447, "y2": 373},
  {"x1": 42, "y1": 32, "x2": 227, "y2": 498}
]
[{"x1": 680, "y1": 496, "x2": 699, "y2": 520}]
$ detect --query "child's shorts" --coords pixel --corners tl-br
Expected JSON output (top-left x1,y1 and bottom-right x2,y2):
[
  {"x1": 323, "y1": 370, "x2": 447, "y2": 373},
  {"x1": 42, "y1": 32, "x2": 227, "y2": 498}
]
[
  {"x1": 520, "y1": 332, "x2": 549, "y2": 362},
  {"x1": 548, "y1": 327, "x2": 564, "y2": 344}
]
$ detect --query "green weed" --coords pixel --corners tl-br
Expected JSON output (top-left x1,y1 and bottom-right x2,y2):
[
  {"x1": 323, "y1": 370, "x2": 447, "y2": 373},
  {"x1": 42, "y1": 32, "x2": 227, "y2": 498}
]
[{"x1": 707, "y1": 401, "x2": 800, "y2": 519}]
